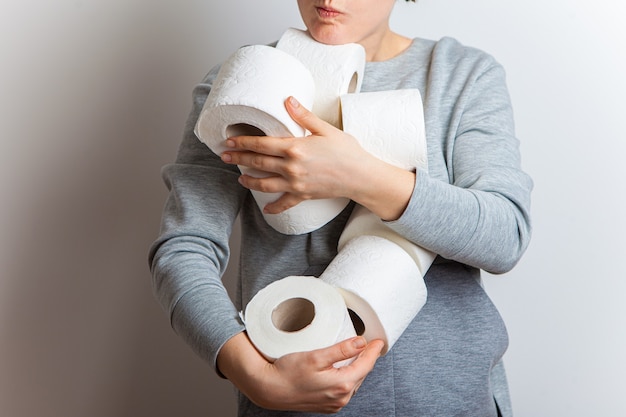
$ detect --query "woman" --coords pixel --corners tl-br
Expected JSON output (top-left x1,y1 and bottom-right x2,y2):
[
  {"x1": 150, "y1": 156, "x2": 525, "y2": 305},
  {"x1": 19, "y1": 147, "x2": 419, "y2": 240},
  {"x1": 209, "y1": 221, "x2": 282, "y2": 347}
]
[{"x1": 149, "y1": 0, "x2": 533, "y2": 415}]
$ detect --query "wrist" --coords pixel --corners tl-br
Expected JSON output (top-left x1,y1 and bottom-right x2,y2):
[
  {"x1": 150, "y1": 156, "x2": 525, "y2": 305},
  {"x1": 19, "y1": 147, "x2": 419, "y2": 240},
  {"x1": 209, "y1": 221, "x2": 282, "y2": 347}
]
[
  {"x1": 352, "y1": 159, "x2": 416, "y2": 221},
  {"x1": 217, "y1": 332, "x2": 267, "y2": 391}
]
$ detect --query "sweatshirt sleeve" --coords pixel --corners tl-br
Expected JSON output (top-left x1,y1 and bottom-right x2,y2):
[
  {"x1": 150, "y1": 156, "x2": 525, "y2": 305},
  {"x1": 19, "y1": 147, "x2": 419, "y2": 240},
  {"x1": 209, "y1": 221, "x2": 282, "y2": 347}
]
[
  {"x1": 387, "y1": 42, "x2": 533, "y2": 274},
  {"x1": 148, "y1": 65, "x2": 247, "y2": 372}
]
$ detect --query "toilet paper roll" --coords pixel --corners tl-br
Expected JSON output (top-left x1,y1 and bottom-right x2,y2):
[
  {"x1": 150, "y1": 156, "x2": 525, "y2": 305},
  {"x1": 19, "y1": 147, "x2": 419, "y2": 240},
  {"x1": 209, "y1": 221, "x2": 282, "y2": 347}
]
[
  {"x1": 195, "y1": 44, "x2": 315, "y2": 155},
  {"x1": 194, "y1": 44, "x2": 350, "y2": 235},
  {"x1": 277, "y1": 28, "x2": 366, "y2": 128},
  {"x1": 338, "y1": 205, "x2": 436, "y2": 276},
  {"x1": 243, "y1": 275, "x2": 357, "y2": 362},
  {"x1": 340, "y1": 89, "x2": 428, "y2": 171},
  {"x1": 319, "y1": 235, "x2": 427, "y2": 355}
]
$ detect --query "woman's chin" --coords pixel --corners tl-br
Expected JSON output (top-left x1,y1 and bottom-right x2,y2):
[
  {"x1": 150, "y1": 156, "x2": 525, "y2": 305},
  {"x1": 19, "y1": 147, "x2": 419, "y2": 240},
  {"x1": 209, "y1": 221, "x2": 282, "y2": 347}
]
[{"x1": 307, "y1": 27, "x2": 352, "y2": 46}]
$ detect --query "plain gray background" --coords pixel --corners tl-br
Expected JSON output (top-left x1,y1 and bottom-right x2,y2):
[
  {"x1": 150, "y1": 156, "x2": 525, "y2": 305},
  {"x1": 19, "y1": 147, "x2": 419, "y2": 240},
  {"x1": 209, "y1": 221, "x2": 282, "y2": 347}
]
[{"x1": 1, "y1": 1, "x2": 624, "y2": 416}]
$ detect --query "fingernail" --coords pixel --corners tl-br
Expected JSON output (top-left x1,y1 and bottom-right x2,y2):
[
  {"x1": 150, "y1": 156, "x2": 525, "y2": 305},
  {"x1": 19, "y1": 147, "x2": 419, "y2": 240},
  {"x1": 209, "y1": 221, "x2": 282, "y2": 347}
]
[
  {"x1": 352, "y1": 337, "x2": 366, "y2": 349},
  {"x1": 221, "y1": 153, "x2": 232, "y2": 162},
  {"x1": 288, "y1": 96, "x2": 300, "y2": 109},
  {"x1": 225, "y1": 139, "x2": 235, "y2": 147}
]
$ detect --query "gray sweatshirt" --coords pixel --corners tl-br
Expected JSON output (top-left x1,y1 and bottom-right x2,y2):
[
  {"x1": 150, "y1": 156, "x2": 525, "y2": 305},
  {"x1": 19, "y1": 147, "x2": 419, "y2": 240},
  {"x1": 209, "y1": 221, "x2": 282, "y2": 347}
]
[{"x1": 149, "y1": 36, "x2": 533, "y2": 417}]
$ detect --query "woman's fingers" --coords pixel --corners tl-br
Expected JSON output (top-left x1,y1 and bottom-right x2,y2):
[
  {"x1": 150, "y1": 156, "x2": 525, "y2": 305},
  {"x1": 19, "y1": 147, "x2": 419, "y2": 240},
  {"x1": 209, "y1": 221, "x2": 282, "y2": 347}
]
[
  {"x1": 223, "y1": 135, "x2": 290, "y2": 158},
  {"x1": 220, "y1": 136, "x2": 290, "y2": 175},
  {"x1": 259, "y1": 192, "x2": 303, "y2": 214},
  {"x1": 312, "y1": 336, "x2": 368, "y2": 368},
  {"x1": 351, "y1": 338, "x2": 385, "y2": 371},
  {"x1": 245, "y1": 337, "x2": 384, "y2": 413},
  {"x1": 219, "y1": 97, "x2": 367, "y2": 211},
  {"x1": 221, "y1": 96, "x2": 334, "y2": 163},
  {"x1": 221, "y1": 136, "x2": 309, "y2": 178},
  {"x1": 284, "y1": 96, "x2": 331, "y2": 136},
  {"x1": 307, "y1": 336, "x2": 384, "y2": 378}
]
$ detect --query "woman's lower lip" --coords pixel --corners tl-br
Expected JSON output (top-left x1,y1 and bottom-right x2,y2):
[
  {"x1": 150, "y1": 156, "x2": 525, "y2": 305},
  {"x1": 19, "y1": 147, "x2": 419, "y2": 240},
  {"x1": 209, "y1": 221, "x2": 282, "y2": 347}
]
[{"x1": 317, "y1": 7, "x2": 340, "y2": 18}]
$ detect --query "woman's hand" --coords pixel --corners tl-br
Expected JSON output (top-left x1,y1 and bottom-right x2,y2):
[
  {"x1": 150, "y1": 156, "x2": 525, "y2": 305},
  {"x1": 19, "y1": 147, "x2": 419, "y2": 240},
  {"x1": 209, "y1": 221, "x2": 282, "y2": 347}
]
[
  {"x1": 217, "y1": 332, "x2": 384, "y2": 413},
  {"x1": 220, "y1": 96, "x2": 416, "y2": 221}
]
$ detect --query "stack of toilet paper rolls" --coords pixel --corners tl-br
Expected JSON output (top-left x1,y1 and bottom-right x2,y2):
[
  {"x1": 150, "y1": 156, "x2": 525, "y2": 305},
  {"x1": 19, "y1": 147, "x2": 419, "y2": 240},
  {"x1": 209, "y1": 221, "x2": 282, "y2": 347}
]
[
  {"x1": 195, "y1": 28, "x2": 363, "y2": 234},
  {"x1": 195, "y1": 28, "x2": 435, "y2": 361}
]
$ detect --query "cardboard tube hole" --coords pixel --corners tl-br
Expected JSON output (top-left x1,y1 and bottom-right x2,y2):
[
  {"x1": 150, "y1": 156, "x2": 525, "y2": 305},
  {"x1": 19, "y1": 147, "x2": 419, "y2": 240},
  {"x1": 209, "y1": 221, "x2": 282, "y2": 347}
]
[
  {"x1": 226, "y1": 123, "x2": 265, "y2": 137},
  {"x1": 348, "y1": 309, "x2": 365, "y2": 336},
  {"x1": 348, "y1": 72, "x2": 359, "y2": 94},
  {"x1": 272, "y1": 298, "x2": 315, "y2": 332}
]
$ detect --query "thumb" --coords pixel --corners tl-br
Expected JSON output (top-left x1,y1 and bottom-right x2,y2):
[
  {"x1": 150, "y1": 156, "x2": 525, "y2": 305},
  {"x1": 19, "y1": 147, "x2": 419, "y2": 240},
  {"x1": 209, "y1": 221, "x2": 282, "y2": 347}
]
[
  {"x1": 285, "y1": 96, "x2": 330, "y2": 136},
  {"x1": 316, "y1": 337, "x2": 368, "y2": 368}
]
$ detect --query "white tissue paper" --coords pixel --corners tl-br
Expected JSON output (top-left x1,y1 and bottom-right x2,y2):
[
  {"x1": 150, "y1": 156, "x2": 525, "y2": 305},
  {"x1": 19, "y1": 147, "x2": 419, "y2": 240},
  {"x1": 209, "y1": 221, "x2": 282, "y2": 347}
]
[
  {"x1": 277, "y1": 28, "x2": 366, "y2": 128},
  {"x1": 242, "y1": 275, "x2": 357, "y2": 363},
  {"x1": 319, "y1": 235, "x2": 427, "y2": 355},
  {"x1": 340, "y1": 89, "x2": 428, "y2": 171},
  {"x1": 195, "y1": 45, "x2": 314, "y2": 155},
  {"x1": 338, "y1": 205, "x2": 436, "y2": 278},
  {"x1": 194, "y1": 44, "x2": 350, "y2": 235}
]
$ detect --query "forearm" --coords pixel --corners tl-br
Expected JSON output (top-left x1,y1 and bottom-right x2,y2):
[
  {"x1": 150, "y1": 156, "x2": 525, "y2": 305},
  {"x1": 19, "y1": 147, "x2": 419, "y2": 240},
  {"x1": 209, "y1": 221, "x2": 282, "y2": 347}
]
[
  {"x1": 387, "y1": 168, "x2": 532, "y2": 273},
  {"x1": 149, "y1": 140, "x2": 248, "y2": 369},
  {"x1": 150, "y1": 229, "x2": 246, "y2": 368},
  {"x1": 216, "y1": 332, "x2": 270, "y2": 398},
  {"x1": 381, "y1": 56, "x2": 533, "y2": 273},
  {"x1": 347, "y1": 154, "x2": 416, "y2": 221}
]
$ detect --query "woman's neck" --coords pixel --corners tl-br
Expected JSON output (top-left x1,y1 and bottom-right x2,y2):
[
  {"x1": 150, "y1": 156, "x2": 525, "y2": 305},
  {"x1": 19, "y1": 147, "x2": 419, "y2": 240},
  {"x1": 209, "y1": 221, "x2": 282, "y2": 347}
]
[{"x1": 363, "y1": 30, "x2": 412, "y2": 62}]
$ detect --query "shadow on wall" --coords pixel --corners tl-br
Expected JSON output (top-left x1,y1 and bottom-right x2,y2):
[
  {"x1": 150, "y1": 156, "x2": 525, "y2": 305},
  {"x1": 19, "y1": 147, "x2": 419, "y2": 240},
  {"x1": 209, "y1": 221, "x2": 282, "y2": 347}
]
[
  {"x1": 0, "y1": 68, "x2": 239, "y2": 417},
  {"x1": 0, "y1": 8, "x2": 239, "y2": 417}
]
